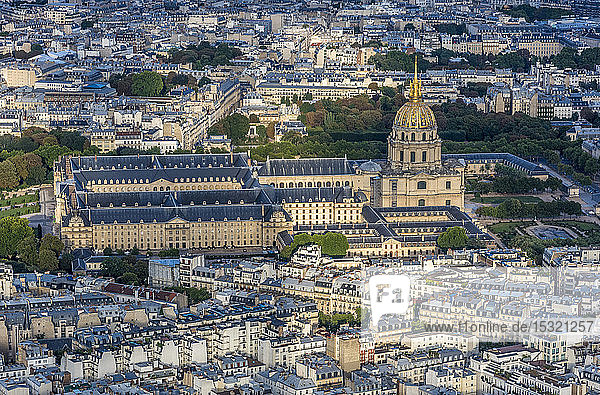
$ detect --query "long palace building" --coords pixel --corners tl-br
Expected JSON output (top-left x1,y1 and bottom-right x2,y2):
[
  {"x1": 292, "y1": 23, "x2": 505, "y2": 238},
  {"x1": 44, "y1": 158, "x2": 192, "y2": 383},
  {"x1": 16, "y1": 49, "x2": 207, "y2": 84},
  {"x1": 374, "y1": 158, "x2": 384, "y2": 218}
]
[{"x1": 54, "y1": 69, "x2": 545, "y2": 258}]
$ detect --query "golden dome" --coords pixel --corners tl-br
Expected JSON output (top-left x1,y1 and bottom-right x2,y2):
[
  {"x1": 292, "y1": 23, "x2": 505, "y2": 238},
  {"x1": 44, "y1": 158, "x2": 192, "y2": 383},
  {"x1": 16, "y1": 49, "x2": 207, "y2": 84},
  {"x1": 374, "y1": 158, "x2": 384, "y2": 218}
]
[
  {"x1": 393, "y1": 56, "x2": 436, "y2": 130},
  {"x1": 394, "y1": 101, "x2": 436, "y2": 129}
]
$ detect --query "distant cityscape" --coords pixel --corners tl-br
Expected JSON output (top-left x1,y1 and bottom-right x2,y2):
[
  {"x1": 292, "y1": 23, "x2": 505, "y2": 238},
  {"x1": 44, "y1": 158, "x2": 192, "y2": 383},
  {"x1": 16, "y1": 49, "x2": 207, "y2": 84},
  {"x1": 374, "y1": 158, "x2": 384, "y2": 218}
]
[{"x1": 0, "y1": 0, "x2": 600, "y2": 394}]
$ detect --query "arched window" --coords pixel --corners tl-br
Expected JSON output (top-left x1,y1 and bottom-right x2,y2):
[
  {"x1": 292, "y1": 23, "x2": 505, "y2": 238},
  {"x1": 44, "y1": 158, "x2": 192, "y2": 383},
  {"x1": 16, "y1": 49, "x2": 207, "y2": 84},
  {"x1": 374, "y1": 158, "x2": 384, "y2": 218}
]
[
  {"x1": 417, "y1": 181, "x2": 426, "y2": 190},
  {"x1": 422, "y1": 132, "x2": 426, "y2": 141},
  {"x1": 418, "y1": 199, "x2": 426, "y2": 206}
]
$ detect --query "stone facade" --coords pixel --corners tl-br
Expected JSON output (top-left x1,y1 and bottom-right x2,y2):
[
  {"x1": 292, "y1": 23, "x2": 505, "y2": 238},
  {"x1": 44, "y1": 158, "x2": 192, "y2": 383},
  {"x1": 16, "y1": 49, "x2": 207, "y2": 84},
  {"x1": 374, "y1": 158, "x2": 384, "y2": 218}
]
[{"x1": 372, "y1": 59, "x2": 464, "y2": 210}]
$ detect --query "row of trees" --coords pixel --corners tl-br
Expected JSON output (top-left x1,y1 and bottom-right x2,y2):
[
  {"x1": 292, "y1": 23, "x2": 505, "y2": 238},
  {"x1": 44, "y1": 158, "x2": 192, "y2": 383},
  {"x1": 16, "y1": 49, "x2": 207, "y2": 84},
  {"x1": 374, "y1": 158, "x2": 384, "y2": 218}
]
[
  {"x1": 368, "y1": 52, "x2": 432, "y2": 72},
  {"x1": 432, "y1": 47, "x2": 600, "y2": 73},
  {"x1": 250, "y1": 139, "x2": 387, "y2": 163},
  {"x1": 372, "y1": 47, "x2": 600, "y2": 75},
  {"x1": 300, "y1": 96, "x2": 558, "y2": 145},
  {"x1": 552, "y1": 47, "x2": 600, "y2": 71},
  {"x1": 369, "y1": 47, "x2": 536, "y2": 73},
  {"x1": 476, "y1": 198, "x2": 582, "y2": 218},
  {"x1": 18, "y1": 232, "x2": 65, "y2": 272},
  {"x1": 168, "y1": 42, "x2": 242, "y2": 70},
  {"x1": 280, "y1": 232, "x2": 349, "y2": 259},
  {"x1": 0, "y1": 217, "x2": 66, "y2": 272},
  {"x1": 468, "y1": 165, "x2": 562, "y2": 194},
  {"x1": 101, "y1": 256, "x2": 149, "y2": 286},
  {"x1": 500, "y1": 5, "x2": 572, "y2": 22},
  {"x1": 434, "y1": 23, "x2": 467, "y2": 35},
  {"x1": 318, "y1": 309, "x2": 361, "y2": 332},
  {"x1": 109, "y1": 71, "x2": 211, "y2": 97},
  {"x1": 300, "y1": 92, "x2": 405, "y2": 134},
  {"x1": 253, "y1": 94, "x2": 600, "y2": 182},
  {"x1": 581, "y1": 107, "x2": 600, "y2": 128},
  {"x1": 493, "y1": 49, "x2": 533, "y2": 73},
  {"x1": 0, "y1": 128, "x2": 91, "y2": 191},
  {"x1": 209, "y1": 113, "x2": 251, "y2": 145},
  {"x1": 435, "y1": 101, "x2": 555, "y2": 142}
]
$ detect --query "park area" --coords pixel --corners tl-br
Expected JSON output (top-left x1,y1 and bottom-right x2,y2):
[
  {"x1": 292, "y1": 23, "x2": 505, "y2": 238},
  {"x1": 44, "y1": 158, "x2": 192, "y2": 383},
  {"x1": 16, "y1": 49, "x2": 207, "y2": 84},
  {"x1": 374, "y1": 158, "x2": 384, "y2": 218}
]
[
  {"x1": 488, "y1": 219, "x2": 598, "y2": 243},
  {"x1": 471, "y1": 195, "x2": 543, "y2": 204},
  {"x1": 0, "y1": 191, "x2": 40, "y2": 218}
]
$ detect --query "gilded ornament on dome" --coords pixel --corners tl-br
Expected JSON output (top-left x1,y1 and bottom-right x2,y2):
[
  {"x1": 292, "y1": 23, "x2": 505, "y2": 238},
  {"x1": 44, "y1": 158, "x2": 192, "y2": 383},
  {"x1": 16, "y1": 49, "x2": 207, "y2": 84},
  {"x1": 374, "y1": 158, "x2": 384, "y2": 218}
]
[{"x1": 393, "y1": 56, "x2": 437, "y2": 130}]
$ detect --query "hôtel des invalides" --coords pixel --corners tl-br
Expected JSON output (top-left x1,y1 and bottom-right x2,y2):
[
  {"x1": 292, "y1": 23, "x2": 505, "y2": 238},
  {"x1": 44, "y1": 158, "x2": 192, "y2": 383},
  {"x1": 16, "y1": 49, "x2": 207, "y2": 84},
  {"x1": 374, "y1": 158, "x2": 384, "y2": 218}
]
[{"x1": 54, "y1": 60, "x2": 494, "y2": 259}]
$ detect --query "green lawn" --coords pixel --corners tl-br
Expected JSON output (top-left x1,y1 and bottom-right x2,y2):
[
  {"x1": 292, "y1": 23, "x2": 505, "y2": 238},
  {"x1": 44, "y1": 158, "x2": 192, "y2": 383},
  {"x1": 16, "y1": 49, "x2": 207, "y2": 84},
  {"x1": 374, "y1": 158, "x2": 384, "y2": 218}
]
[
  {"x1": 472, "y1": 195, "x2": 543, "y2": 204},
  {"x1": 0, "y1": 192, "x2": 39, "y2": 207},
  {"x1": 488, "y1": 221, "x2": 533, "y2": 234},
  {"x1": 487, "y1": 221, "x2": 535, "y2": 244},
  {"x1": 0, "y1": 204, "x2": 40, "y2": 218}
]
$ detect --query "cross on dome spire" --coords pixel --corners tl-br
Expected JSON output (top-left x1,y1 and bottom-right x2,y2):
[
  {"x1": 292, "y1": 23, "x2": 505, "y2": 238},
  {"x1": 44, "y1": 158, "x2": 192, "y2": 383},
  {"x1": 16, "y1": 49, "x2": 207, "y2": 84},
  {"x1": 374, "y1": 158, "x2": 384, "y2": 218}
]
[{"x1": 409, "y1": 55, "x2": 422, "y2": 102}]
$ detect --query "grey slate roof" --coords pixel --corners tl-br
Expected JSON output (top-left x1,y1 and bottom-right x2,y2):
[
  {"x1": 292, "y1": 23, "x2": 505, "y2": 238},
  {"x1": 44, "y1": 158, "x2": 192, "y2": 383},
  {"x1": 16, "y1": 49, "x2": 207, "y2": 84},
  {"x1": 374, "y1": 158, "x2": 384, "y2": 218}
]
[
  {"x1": 74, "y1": 204, "x2": 289, "y2": 225},
  {"x1": 77, "y1": 189, "x2": 270, "y2": 208},
  {"x1": 70, "y1": 153, "x2": 250, "y2": 171},
  {"x1": 74, "y1": 167, "x2": 254, "y2": 189},
  {"x1": 257, "y1": 158, "x2": 355, "y2": 176}
]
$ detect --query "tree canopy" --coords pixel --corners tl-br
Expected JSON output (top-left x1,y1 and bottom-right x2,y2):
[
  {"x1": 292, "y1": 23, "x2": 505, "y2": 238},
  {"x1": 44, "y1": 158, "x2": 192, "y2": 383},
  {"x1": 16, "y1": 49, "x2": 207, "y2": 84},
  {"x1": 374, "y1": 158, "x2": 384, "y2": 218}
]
[
  {"x1": 168, "y1": 42, "x2": 242, "y2": 70},
  {"x1": 493, "y1": 49, "x2": 532, "y2": 73},
  {"x1": 0, "y1": 217, "x2": 34, "y2": 258},
  {"x1": 209, "y1": 113, "x2": 250, "y2": 144},
  {"x1": 132, "y1": 71, "x2": 164, "y2": 97},
  {"x1": 552, "y1": 47, "x2": 600, "y2": 71},
  {"x1": 476, "y1": 199, "x2": 581, "y2": 219},
  {"x1": 280, "y1": 232, "x2": 349, "y2": 259},
  {"x1": 434, "y1": 23, "x2": 466, "y2": 35},
  {"x1": 500, "y1": 5, "x2": 572, "y2": 22},
  {"x1": 168, "y1": 286, "x2": 210, "y2": 304},
  {"x1": 368, "y1": 52, "x2": 431, "y2": 72},
  {"x1": 437, "y1": 226, "x2": 469, "y2": 250},
  {"x1": 101, "y1": 256, "x2": 149, "y2": 285}
]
